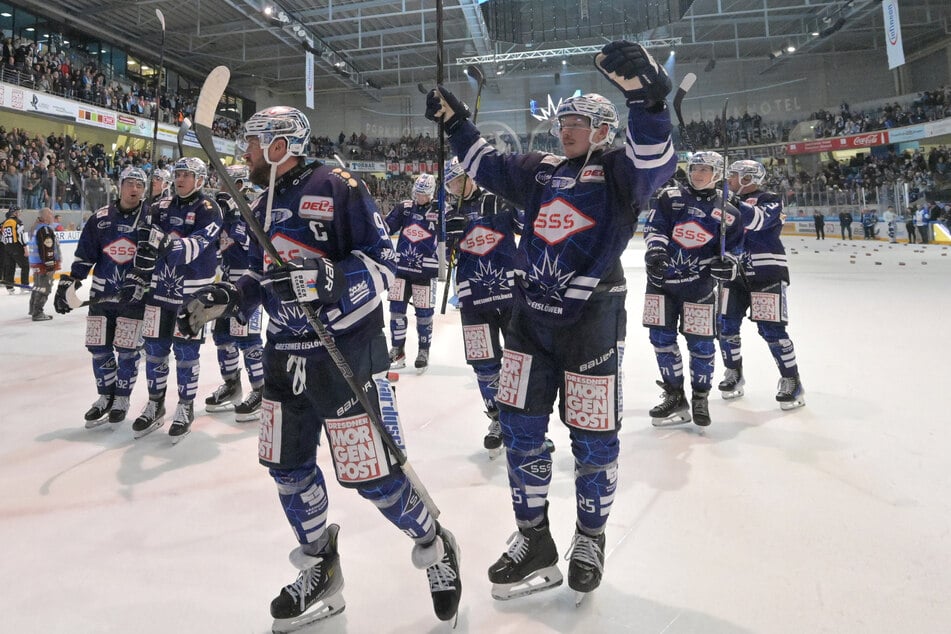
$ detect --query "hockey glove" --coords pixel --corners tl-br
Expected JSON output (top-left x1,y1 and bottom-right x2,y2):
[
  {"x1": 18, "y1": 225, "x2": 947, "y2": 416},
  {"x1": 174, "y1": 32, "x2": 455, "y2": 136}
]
[
  {"x1": 445, "y1": 215, "x2": 468, "y2": 240},
  {"x1": 645, "y1": 246, "x2": 671, "y2": 286},
  {"x1": 54, "y1": 274, "x2": 79, "y2": 314},
  {"x1": 594, "y1": 41, "x2": 671, "y2": 107},
  {"x1": 264, "y1": 257, "x2": 345, "y2": 307},
  {"x1": 177, "y1": 282, "x2": 243, "y2": 338},
  {"x1": 710, "y1": 254, "x2": 739, "y2": 282},
  {"x1": 425, "y1": 86, "x2": 471, "y2": 135}
]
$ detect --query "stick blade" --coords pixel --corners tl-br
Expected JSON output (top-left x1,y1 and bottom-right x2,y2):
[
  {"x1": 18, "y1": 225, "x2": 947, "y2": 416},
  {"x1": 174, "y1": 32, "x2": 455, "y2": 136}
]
[
  {"x1": 195, "y1": 66, "x2": 230, "y2": 128},
  {"x1": 155, "y1": 8, "x2": 166, "y2": 30},
  {"x1": 678, "y1": 72, "x2": 697, "y2": 95}
]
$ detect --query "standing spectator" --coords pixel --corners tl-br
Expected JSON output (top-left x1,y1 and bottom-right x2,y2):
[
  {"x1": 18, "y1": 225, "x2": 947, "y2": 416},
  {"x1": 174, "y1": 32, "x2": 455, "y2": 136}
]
[
  {"x1": 839, "y1": 209, "x2": 854, "y2": 240},
  {"x1": 27, "y1": 207, "x2": 60, "y2": 320},
  {"x1": 4, "y1": 164, "x2": 22, "y2": 207},
  {"x1": 1, "y1": 206, "x2": 30, "y2": 293},
  {"x1": 915, "y1": 203, "x2": 930, "y2": 244},
  {"x1": 882, "y1": 206, "x2": 898, "y2": 243},
  {"x1": 812, "y1": 209, "x2": 825, "y2": 240},
  {"x1": 905, "y1": 206, "x2": 917, "y2": 244},
  {"x1": 861, "y1": 208, "x2": 878, "y2": 240}
]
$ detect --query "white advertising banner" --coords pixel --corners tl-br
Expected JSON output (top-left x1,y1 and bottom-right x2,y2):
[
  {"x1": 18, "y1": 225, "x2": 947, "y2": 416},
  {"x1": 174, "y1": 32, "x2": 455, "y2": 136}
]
[
  {"x1": 882, "y1": 0, "x2": 905, "y2": 70},
  {"x1": 25, "y1": 90, "x2": 77, "y2": 121},
  {"x1": 305, "y1": 51, "x2": 315, "y2": 110}
]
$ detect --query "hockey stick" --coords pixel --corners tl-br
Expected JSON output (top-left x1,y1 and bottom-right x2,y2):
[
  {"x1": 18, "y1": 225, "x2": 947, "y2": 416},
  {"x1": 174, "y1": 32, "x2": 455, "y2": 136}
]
[
  {"x1": 439, "y1": 64, "x2": 486, "y2": 314},
  {"x1": 177, "y1": 117, "x2": 191, "y2": 159},
  {"x1": 149, "y1": 9, "x2": 166, "y2": 175},
  {"x1": 193, "y1": 66, "x2": 441, "y2": 518},
  {"x1": 719, "y1": 98, "x2": 730, "y2": 259},
  {"x1": 672, "y1": 73, "x2": 697, "y2": 151}
]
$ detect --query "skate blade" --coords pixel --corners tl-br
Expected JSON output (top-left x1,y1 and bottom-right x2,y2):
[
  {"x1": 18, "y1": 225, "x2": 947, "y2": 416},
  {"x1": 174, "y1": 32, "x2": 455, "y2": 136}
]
[
  {"x1": 490, "y1": 565, "x2": 564, "y2": 601},
  {"x1": 272, "y1": 596, "x2": 346, "y2": 633},
  {"x1": 389, "y1": 361, "x2": 406, "y2": 370},
  {"x1": 416, "y1": 366, "x2": 429, "y2": 375},
  {"x1": 651, "y1": 412, "x2": 691, "y2": 427},
  {"x1": 205, "y1": 402, "x2": 236, "y2": 412},
  {"x1": 84, "y1": 417, "x2": 111, "y2": 430},
  {"x1": 169, "y1": 429, "x2": 191, "y2": 445},
  {"x1": 487, "y1": 446, "x2": 503, "y2": 460},
  {"x1": 235, "y1": 411, "x2": 261, "y2": 423},
  {"x1": 133, "y1": 420, "x2": 164, "y2": 439},
  {"x1": 574, "y1": 590, "x2": 593, "y2": 607},
  {"x1": 720, "y1": 388, "x2": 744, "y2": 400},
  {"x1": 779, "y1": 397, "x2": 805, "y2": 410}
]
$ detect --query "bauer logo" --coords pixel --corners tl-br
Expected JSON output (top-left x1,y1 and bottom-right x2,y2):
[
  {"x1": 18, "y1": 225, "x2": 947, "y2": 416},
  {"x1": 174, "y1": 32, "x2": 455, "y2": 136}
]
[
  {"x1": 401, "y1": 223, "x2": 433, "y2": 243},
  {"x1": 299, "y1": 196, "x2": 335, "y2": 221},
  {"x1": 534, "y1": 198, "x2": 595, "y2": 245},
  {"x1": 672, "y1": 221, "x2": 714, "y2": 248},
  {"x1": 326, "y1": 414, "x2": 389, "y2": 483},
  {"x1": 102, "y1": 237, "x2": 137, "y2": 264},
  {"x1": 564, "y1": 372, "x2": 615, "y2": 431},
  {"x1": 460, "y1": 225, "x2": 504, "y2": 256}
]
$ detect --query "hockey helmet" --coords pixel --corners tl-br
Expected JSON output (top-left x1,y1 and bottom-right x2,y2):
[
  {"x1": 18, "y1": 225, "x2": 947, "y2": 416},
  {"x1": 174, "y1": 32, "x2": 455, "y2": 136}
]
[
  {"x1": 173, "y1": 157, "x2": 208, "y2": 196},
  {"x1": 727, "y1": 160, "x2": 766, "y2": 190},
  {"x1": 226, "y1": 164, "x2": 250, "y2": 184},
  {"x1": 413, "y1": 173, "x2": 436, "y2": 198},
  {"x1": 151, "y1": 168, "x2": 172, "y2": 184},
  {"x1": 444, "y1": 157, "x2": 466, "y2": 186},
  {"x1": 119, "y1": 166, "x2": 148, "y2": 185},
  {"x1": 239, "y1": 106, "x2": 311, "y2": 158},
  {"x1": 550, "y1": 94, "x2": 620, "y2": 145},
  {"x1": 687, "y1": 151, "x2": 724, "y2": 190}
]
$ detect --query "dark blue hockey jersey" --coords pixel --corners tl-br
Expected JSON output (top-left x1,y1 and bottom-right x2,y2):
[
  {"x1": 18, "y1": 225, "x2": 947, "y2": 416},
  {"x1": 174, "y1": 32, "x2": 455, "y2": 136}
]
[
  {"x1": 731, "y1": 189, "x2": 790, "y2": 285},
  {"x1": 385, "y1": 198, "x2": 439, "y2": 280},
  {"x1": 240, "y1": 161, "x2": 396, "y2": 355},
  {"x1": 216, "y1": 191, "x2": 252, "y2": 284},
  {"x1": 448, "y1": 103, "x2": 676, "y2": 323},
  {"x1": 71, "y1": 202, "x2": 149, "y2": 298},
  {"x1": 146, "y1": 193, "x2": 222, "y2": 309},
  {"x1": 447, "y1": 188, "x2": 521, "y2": 313},
  {"x1": 644, "y1": 184, "x2": 744, "y2": 291}
]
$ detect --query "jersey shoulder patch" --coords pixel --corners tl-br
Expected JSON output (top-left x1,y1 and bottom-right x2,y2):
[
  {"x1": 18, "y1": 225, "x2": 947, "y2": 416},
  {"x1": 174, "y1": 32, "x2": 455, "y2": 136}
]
[{"x1": 330, "y1": 168, "x2": 359, "y2": 188}]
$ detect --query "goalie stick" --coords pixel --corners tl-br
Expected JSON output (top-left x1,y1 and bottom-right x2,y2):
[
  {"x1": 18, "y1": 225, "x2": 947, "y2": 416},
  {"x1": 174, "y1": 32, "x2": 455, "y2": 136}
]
[{"x1": 192, "y1": 66, "x2": 440, "y2": 518}]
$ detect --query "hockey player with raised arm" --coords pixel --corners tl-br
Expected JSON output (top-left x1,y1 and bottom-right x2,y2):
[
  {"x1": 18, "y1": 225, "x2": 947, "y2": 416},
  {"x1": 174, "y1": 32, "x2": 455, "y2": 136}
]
[
  {"x1": 123, "y1": 157, "x2": 222, "y2": 443},
  {"x1": 384, "y1": 173, "x2": 439, "y2": 372},
  {"x1": 717, "y1": 159, "x2": 805, "y2": 409},
  {"x1": 443, "y1": 158, "x2": 523, "y2": 458},
  {"x1": 53, "y1": 167, "x2": 150, "y2": 426},
  {"x1": 176, "y1": 106, "x2": 461, "y2": 631},
  {"x1": 426, "y1": 40, "x2": 676, "y2": 602},
  {"x1": 203, "y1": 165, "x2": 266, "y2": 420},
  {"x1": 643, "y1": 151, "x2": 743, "y2": 427}
]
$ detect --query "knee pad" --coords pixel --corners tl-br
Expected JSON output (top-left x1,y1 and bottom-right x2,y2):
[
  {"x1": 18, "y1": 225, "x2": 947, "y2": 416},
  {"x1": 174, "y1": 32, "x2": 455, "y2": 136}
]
[{"x1": 757, "y1": 321, "x2": 789, "y2": 343}]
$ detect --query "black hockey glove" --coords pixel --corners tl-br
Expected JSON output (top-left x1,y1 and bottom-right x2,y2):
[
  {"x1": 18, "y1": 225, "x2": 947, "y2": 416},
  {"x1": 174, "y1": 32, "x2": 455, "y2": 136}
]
[
  {"x1": 710, "y1": 254, "x2": 739, "y2": 282},
  {"x1": 177, "y1": 282, "x2": 243, "y2": 338},
  {"x1": 595, "y1": 41, "x2": 671, "y2": 108},
  {"x1": 264, "y1": 257, "x2": 345, "y2": 307},
  {"x1": 425, "y1": 86, "x2": 471, "y2": 135},
  {"x1": 54, "y1": 274, "x2": 79, "y2": 314},
  {"x1": 445, "y1": 215, "x2": 467, "y2": 240},
  {"x1": 645, "y1": 246, "x2": 671, "y2": 286},
  {"x1": 216, "y1": 191, "x2": 240, "y2": 223}
]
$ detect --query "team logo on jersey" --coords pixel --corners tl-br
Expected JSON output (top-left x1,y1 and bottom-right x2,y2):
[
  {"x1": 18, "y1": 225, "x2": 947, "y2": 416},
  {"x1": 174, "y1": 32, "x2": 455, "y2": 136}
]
[
  {"x1": 185, "y1": 211, "x2": 196, "y2": 225},
  {"x1": 671, "y1": 221, "x2": 714, "y2": 249},
  {"x1": 578, "y1": 165, "x2": 605, "y2": 182},
  {"x1": 102, "y1": 237, "x2": 137, "y2": 264},
  {"x1": 299, "y1": 196, "x2": 335, "y2": 221},
  {"x1": 401, "y1": 223, "x2": 432, "y2": 243},
  {"x1": 269, "y1": 208, "x2": 294, "y2": 226},
  {"x1": 686, "y1": 206, "x2": 707, "y2": 218},
  {"x1": 534, "y1": 198, "x2": 595, "y2": 245},
  {"x1": 710, "y1": 208, "x2": 736, "y2": 226},
  {"x1": 459, "y1": 225, "x2": 503, "y2": 255},
  {"x1": 265, "y1": 233, "x2": 325, "y2": 267}
]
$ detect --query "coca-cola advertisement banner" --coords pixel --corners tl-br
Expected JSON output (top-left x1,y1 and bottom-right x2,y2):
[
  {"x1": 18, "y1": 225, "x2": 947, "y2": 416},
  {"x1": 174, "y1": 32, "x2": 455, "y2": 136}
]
[{"x1": 786, "y1": 131, "x2": 888, "y2": 155}]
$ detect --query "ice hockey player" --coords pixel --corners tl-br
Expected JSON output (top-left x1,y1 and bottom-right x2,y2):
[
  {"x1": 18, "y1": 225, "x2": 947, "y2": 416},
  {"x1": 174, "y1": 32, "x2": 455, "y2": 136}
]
[
  {"x1": 384, "y1": 173, "x2": 439, "y2": 373},
  {"x1": 717, "y1": 159, "x2": 805, "y2": 409},
  {"x1": 203, "y1": 165, "x2": 265, "y2": 421},
  {"x1": 27, "y1": 207, "x2": 61, "y2": 321},
  {"x1": 426, "y1": 40, "x2": 676, "y2": 602},
  {"x1": 176, "y1": 106, "x2": 461, "y2": 630},
  {"x1": 443, "y1": 158, "x2": 522, "y2": 458},
  {"x1": 147, "y1": 168, "x2": 172, "y2": 206},
  {"x1": 54, "y1": 167, "x2": 150, "y2": 426},
  {"x1": 643, "y1": 151, "x2": 743, "y2": 427},
  {"x1": 122, "y1": 157, "x2": 222, "y2": 443}
]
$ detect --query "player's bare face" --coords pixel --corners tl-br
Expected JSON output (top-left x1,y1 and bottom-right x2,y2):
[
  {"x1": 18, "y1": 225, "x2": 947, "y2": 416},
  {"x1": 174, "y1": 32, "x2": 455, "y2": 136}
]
[
  {"x1": 174, "y1": 171, "x2": 199, "y2": 197},
  {"x1": 120, "y1": 179, "x2": 145, "y2": 208},
  {"x1": 727, "y1": 173, "x2": 741, "y2": 192},
  {"x1": 243, "y1": 136, "x2": 270, "y2": 187},
  {"x1": 558, "y1": 115, "x2": 592, "y2": 159},
  {"x1": 689, "y1": 164, "x2": 716, "y2": 190}
]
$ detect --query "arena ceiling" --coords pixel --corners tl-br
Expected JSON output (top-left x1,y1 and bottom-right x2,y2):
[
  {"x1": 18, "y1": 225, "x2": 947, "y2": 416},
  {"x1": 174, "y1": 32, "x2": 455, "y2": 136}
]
[{"x1": 12, "y1": 0, "x2": 951, "y2": 104}]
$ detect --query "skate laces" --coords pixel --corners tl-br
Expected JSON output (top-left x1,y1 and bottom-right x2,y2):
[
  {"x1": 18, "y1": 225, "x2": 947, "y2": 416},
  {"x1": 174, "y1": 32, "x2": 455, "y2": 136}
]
[
  {"x1": 142, "y1": 400, "x2": 160, "y2": 417},
  {"x1": 112, "y1": 396, "x2": 130, "y2": 410},
  {"x1": 173, "y1": 402, "x2": 192, "y2": 423},
  {"x1": 212, "y1": 382, "x2": 234, "y2": 399},
  {"x1": 92, "y1": 394, "x2": 111, "y2": 409},
  {"x1": 287, "y1": 561, "x2": 323, "y2": 611},
  {"x1": 425, "y1": 546, "x2": 458, "y2": 593},
  {"x1": 777, "y1": 376, "x2": 799, "y2": 395},
  {"x1": 724, "y1": 368, "x2": 741, "y2": 383},
  {"x1": 565, "y1": 533, "x2": 603, "y2": 573},
  {"x1": 504, "y1": 531, "x2": 531, "y2": 563},
  {"x1": 487, "y1": 419, "x2": 501, "y2": 437}
]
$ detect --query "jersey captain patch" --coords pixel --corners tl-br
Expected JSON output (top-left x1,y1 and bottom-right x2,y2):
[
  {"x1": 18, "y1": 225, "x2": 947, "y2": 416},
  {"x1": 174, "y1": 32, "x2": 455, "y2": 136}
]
[{"x1": 533, "y1": 198, "x2": 595, "y2": 245}]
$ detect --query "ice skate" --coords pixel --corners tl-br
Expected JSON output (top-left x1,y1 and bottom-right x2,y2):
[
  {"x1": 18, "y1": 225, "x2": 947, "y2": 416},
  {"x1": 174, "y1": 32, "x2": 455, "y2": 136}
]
[
  {"x1": 234, "y1": 387, "x2": 263, "y2": 422},
  {"x1": 776, "y1": 375, "x2": 806, "y2": 410},
  {"x1": 132, "y1": 398, "x2": 166, "y2": 438},
  {"x1": 32, "y1": 311, "x2": 52, "y2": 321},
  {"x1": 691, "y1": 390, "x2": 711, "y2": 427},
  {"x1": 484, "y1": 410, "x2": 503, "y2": 459},
  {"x1": 412, "y1": 524, "x2": 462, "y2": 624},
  {"x1": 205, "y1": 372, "x2": 243, "y2": 412},
  {"x1": 388, "y1": 345, "x2": 406, "y2": 370},
  {"x1": 566, "y1": 528, "x2": 605, "y2": 606},
  {"x1": 108, "y1": 396, "x2": 130, "y2": 424},
  {"x1": 84, "y1": 393, "x2": 114, "y2": 429},
  {"x1": 415, "y1": 349, "x2": 429, "y2": 374},
  {"x1": 488, "y1": 510, "x2": 563, "y2": 600},
  {"x1": 649, "y1": 381, "x2": 691, "y2": 427},
  {"x1": 271, "y1": 524, "x2": 345, "y2": 633},
  {"x1": 718, "y1": 366, "x2": 745, "y2": 399},
  {"x1": 168, "y1": 401, "x2": 195, "y2": 444}
]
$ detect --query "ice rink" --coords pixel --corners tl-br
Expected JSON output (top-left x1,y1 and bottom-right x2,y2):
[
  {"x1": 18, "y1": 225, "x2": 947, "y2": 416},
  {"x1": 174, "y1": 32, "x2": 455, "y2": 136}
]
[{"x1": 2, "y1": 235, "x2": 950, "y2": 634}]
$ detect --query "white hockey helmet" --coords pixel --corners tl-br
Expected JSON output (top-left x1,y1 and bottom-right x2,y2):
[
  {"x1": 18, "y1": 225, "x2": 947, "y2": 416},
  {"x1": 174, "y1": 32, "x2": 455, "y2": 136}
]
[
  {"x1": 226, "y1": 164, "x2": 250, "y2": 184},
  {"x1": 550, "y1": 93, "x2": 620, "y2": 146},
  {"x1": 173, "y1": 157, "x2": 208, "y2": 196},
  {"x1": 687, "y1": 151, "x2": 724, "y2": 190},
  {"x1": 119, "y1": 166, "x2": 148, "y2": 185},
  {"x1": 413, "y1": 173, "x2": 436, "y2": 197},
  {"x1": 444, "y1": 157, "x2": 466, "y2": 186},
  {"x1": 151, "y1": 168, "x2": 172, "y2": 184},
  {"x1": 240, "y1": 106, "x2": 311, "y2": 159},
  {"x1": 727, "y1": 159, "x2": 766, "y2": 190}
]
